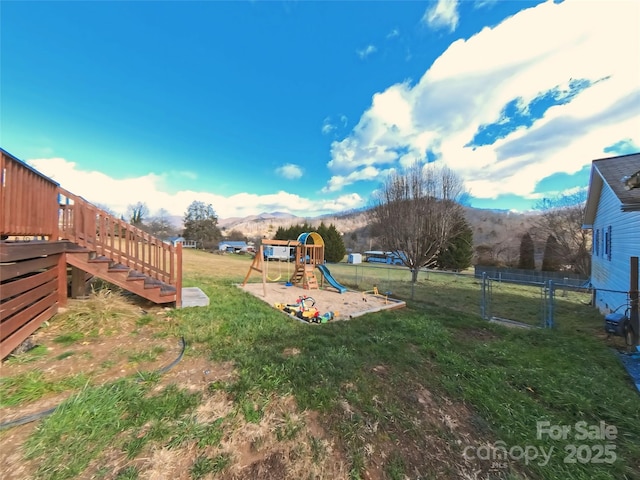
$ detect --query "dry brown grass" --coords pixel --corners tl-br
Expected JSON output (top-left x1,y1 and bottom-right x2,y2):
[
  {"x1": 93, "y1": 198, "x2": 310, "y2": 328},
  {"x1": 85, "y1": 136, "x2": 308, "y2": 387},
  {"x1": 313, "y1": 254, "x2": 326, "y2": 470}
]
[{"x1": 182, "y1": 249, "x2": 253, "y2": 281}]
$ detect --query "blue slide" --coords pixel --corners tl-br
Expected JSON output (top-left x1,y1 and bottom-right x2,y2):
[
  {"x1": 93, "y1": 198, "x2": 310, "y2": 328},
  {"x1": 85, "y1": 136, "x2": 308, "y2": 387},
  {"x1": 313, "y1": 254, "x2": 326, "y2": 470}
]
[{"x1": 316, "y1": 264, "x2": 348, "y2": 294}]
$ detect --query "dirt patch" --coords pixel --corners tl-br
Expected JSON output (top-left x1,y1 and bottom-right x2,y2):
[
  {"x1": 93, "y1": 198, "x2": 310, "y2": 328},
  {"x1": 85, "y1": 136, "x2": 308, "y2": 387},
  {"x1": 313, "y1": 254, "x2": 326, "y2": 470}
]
[{"x1": 239, "y1": 282, "x2": 405, "y2": 321}]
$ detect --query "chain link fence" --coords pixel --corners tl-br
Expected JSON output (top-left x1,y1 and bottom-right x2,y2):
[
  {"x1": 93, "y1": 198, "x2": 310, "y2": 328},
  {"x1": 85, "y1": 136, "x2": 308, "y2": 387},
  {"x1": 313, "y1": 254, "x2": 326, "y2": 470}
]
[{"x1": 323, "y1": 262, "x2": 597, "y2": 329}]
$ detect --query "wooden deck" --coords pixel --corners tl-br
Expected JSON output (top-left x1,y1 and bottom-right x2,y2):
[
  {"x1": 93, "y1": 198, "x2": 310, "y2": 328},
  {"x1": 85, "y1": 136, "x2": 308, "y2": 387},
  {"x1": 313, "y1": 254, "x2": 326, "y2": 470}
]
[{"x1": 0, "y1": 148, "x2": 184, "y2": 359}]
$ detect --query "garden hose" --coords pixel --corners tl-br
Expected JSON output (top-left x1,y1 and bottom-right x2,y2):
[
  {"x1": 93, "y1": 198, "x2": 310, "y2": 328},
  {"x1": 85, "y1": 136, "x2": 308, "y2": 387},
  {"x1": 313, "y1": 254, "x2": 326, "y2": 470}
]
[{"x1": 0, "y1": 337, "x2": 186, "y2": 431}]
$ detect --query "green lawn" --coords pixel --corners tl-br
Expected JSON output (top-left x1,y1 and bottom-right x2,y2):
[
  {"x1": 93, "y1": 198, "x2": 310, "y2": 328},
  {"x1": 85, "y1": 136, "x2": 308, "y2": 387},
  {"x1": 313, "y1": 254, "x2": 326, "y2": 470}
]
[{"x1": 2, "y1": 250, "x2": 639, "y2": 480}]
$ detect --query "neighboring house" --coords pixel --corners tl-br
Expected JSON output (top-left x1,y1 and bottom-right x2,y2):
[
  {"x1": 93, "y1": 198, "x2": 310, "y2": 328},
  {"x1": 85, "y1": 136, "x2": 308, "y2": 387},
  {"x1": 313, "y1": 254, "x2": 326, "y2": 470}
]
[
  {"x1": 583, "y1": 152, "x2": 640, "y2": 314},
  {"x1": 167, "y1": 236, "x2": 185, "y2": 247},
  {"x1": 167, "y1": 237, "x2": 197, "y2": 248},
  {"x1": 218, "y1": 241, "x2": 250, "y2": 253},
  {"x1": 167, "y1": 236, "x2": 197, "y2": 248}
]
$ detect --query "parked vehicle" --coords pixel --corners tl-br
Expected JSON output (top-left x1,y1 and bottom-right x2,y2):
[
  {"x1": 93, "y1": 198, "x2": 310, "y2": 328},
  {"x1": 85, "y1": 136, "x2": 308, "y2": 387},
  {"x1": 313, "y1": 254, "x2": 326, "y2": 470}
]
[
  {"x1": 263, "y1": 245, "x2": 295, "y2": 261},
  {"x1": 363, "y1": 250, "x2": 406, "y2": 265}
]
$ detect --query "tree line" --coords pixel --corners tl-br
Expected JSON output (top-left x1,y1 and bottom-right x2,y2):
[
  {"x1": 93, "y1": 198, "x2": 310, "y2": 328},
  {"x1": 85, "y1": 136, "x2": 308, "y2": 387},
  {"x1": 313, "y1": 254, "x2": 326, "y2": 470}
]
[
  {"x1": 508, "y1": 191, "x2": 590, "y2": 276},
  {"x1": 122, "y1": 166, "x2": 588, "y2": 279},
  {"x1": 273, "y1": 222, "x2": 346, "y2": 263},
  {"x1": 125, "y1": 200, "x2": 223, "y2": 250}
]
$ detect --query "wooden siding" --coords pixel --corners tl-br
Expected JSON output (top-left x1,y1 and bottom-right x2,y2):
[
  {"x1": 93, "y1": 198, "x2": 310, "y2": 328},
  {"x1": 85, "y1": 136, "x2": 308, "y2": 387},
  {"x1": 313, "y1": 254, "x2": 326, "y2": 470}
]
[
  {"x1": 591, "y1": 179, "x2": 640, "y2": 313},
  {"x1": 0, "y1": 242, "x2": 66, "y2": 358}
]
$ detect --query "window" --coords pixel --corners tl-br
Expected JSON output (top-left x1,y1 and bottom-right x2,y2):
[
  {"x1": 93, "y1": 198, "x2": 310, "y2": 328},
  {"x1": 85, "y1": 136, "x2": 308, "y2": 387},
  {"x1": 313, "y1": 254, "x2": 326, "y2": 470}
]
[{"x1": 595, "y1": 229, "x2": 600, "y2": 256}]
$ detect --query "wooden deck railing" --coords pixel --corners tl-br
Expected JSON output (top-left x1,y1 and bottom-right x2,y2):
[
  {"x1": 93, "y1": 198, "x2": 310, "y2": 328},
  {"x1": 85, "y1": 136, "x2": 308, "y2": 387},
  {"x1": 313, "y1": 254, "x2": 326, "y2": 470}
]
[
  {"x1": 57, "y1": 187, "x2": 182, "y2": 293},
  {"x1": 1, "y1": 150, "x2": 59, "y2": 238}
]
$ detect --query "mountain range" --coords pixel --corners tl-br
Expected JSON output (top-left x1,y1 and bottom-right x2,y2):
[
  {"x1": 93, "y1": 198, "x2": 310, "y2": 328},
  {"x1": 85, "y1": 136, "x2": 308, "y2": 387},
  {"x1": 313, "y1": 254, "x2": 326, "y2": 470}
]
[{"x1": 216, "y1": 207, "x2": 541, "y2": 264}]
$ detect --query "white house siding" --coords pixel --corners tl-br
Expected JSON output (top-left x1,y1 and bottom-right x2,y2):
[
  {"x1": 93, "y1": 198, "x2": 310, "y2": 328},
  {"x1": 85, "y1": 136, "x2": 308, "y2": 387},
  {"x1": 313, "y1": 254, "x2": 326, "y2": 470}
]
[{"x1": 591, "y1": 179, "x2": 640, "y2": 314}]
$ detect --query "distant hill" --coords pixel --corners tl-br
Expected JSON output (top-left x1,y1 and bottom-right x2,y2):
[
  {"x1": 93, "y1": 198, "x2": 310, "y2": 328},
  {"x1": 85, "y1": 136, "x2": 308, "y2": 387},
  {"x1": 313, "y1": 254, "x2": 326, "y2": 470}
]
[{"x1": 216, "y1": 207, "x2": 541, "y2": 264}]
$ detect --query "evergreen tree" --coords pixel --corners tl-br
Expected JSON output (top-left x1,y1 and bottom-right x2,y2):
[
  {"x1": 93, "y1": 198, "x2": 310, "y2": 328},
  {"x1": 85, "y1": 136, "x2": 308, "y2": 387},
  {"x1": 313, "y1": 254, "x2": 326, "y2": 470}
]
[
  {"x1": 182, "y1": 201, "x2": 221, "y2": 249},
  {"x1": 542, "y1": 234, "x2": 561, "y2": 271},
  {"x1": 518, "y1": 232, "x2": 535, "y2": 270},
  {"x1": 436, "y1": 222, "x2": 473, "y2": 271},
  {"x1": 321, "y1": 224, "x2": 347, "y2": 263},
  {"x1": 273, "y1": 222, "x2": 346, "y2": 263},
  {"x1": 274, "y1": 222, "x2": 312, "y2": 241}
]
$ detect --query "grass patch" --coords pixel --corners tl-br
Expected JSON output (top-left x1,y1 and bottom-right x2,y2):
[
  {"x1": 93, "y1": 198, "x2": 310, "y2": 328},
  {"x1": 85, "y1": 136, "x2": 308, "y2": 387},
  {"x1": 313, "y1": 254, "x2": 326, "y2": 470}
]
[
  {"x1": 53, "y1": 332, "x2": 83, "y2": 346},
  {"x1": 190, "y1": 453, "x2": 231, "y2": 478},
  {"x1": 115, "y1": 466, "x2": 139, "y2": 479},
  {"x1": 55, "y1": 351, "x2": 75, "y2": 361},
  {"x1": 0, "y1": 371, "x2": 88, "y2": 407},
  {"x1": 4, "y1": 344, "x2": 49, "y2": 364},
  {"x1": 54, "y1": 288, "x2": 142, "y2": 334},
  {"x1": 24, "y1": 379, "x2": 202, "y2": 480},
  {"x1": 127, "y1": 345, "x2": 166, "y2": 364}
]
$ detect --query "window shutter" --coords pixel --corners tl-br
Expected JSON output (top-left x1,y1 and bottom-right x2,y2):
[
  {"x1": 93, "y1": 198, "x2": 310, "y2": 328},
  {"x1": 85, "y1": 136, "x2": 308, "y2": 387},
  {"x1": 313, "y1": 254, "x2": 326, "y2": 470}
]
[{"x1": 607, "y1": 225, "x2": 612, "y2": 261}]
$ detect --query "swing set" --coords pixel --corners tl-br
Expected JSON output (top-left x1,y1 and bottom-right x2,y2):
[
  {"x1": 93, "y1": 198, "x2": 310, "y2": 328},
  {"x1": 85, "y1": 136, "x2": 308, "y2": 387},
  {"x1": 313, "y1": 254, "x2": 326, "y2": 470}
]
[
  {"x1": 265, "y1": 247, "x2": 292, "y2": 282},
  {"x1": 242, "y1": 233, "x2": 326, "y2": 297}
]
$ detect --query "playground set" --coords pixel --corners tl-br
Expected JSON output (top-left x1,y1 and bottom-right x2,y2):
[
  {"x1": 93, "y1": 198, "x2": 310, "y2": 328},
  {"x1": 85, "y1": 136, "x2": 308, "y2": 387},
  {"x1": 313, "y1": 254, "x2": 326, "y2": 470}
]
[
  {"x1": 242, "y1": 232, "x2": 347, "y2": 296},
  {"x1": 241, "y1": 232, "x2": 406, "y2": 323}
]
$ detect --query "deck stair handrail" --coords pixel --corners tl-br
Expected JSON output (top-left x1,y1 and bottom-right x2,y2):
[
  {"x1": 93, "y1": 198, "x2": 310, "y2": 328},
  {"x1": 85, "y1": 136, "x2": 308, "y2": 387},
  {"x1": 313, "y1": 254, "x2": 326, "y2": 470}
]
[{"x1": 57, "y1": 187, "x2": 181, "y2": 291}]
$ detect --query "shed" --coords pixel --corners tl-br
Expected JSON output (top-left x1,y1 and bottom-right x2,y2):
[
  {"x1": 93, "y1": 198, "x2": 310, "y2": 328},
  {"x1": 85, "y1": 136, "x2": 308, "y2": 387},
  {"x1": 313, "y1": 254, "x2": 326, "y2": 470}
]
[{"x1": 348, "y1": 253, "x2": 362, "y2": 264}]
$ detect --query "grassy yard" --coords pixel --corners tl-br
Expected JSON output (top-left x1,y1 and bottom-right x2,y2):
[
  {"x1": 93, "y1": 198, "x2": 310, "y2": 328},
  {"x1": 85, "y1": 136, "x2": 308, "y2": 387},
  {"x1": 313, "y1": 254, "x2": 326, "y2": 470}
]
[{"x1": 1, "y1": 250, "x2": 639, "y2": 480}]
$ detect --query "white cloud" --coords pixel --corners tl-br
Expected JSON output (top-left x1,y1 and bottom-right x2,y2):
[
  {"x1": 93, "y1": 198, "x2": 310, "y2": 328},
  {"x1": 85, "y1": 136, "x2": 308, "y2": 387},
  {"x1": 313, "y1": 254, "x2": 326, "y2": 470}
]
[
  {"x1": 387, "y1": 28, "x2": 400, "y2": 39},
  {"x1": 474, "y1": 0, "x2": 497, "y2": 9},
  {"x1": 423, "y1": 0, "x2": 459, "y2": 33},
  {"x1": 322, "y1": 166, "x2": 395, "y2": 193},
  {"x1": 356, "y1": 44, "x2": 377, "y2": 59},
  {"x1": 321, "y1": 117, "x2": 336, "y2": 135},
  {"x1": 27, "y1": 158, "x2": 362, "y2": 219},
  {"x1": 325, "y1": 0, "x2": 640, "y2": 201},
  {"x1": 276, "y1": 163, "x2": 304, "y2": 180},
  {"x1": 322, "y1": 115, "x2": 348, "y2": 135}
]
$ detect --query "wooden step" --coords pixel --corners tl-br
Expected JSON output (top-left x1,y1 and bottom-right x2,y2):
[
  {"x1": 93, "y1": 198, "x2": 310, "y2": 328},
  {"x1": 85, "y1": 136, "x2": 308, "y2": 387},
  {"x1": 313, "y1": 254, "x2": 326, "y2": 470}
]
[
  {"x1": 65, "y1": 251, "x2": 177, "y2": 304},
  {"x1": 108, "y1": 263, "x2": 129, "y2": 273},
  {"x1": 127, "y1": 271, "x2": 147, "y2": 281},
  {"x1": 89, "y1": 255, "x2": 111, "y2": 263}
]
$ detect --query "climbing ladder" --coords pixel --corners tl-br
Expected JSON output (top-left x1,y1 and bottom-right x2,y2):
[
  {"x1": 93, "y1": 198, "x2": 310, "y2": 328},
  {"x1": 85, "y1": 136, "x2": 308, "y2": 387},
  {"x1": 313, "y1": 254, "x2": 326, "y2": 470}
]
[
  {"x1": 303, "y1": 265, "x2": 318, "y2": 290},
  {"x1": 290, "y1": 264, "x2": 318, "y2": 290}
]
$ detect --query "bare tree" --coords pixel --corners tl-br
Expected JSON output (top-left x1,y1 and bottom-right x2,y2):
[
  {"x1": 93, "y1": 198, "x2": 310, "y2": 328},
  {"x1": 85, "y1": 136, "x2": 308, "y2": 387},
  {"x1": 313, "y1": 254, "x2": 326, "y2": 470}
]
[
  {"x1": 127, "y1": 201, "x2": 149, "y2": 227},
  {"x1": 146, "y1": 208, "x2": 178, "y2": 240},
  {"x1": 370, "y1": 162, "x2": 467, "y2": 288},
  {"x1": 533, "y1": 191, "x2": 591, "y2": 276}
]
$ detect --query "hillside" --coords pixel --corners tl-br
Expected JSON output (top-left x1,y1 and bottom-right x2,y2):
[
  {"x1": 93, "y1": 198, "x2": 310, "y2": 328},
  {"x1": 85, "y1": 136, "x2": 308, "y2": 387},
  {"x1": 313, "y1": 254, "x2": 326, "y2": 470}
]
[{"x1": 217, "y1": 207, "x2": 541, "y2": 264}]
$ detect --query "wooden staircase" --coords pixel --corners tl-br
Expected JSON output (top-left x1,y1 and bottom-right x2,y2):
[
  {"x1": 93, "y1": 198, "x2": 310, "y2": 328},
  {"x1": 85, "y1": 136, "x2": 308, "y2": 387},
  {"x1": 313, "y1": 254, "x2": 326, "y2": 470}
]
[
  {"x1": 58, "y1": 187, "x2": 182, "y2": 306},
  {"x1": 66, "y1": 251, "x2": 177, "y2": 304}
]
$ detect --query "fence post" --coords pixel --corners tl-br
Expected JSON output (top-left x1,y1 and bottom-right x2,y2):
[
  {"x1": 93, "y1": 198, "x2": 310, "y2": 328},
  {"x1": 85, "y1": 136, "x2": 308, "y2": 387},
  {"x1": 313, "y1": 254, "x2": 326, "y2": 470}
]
[
  {"x1": 481, "y1": 272, "x2": 487, "y2": 320},
  {"x1": 546, "y1": 280, "x2": 555, "y2": 328}
]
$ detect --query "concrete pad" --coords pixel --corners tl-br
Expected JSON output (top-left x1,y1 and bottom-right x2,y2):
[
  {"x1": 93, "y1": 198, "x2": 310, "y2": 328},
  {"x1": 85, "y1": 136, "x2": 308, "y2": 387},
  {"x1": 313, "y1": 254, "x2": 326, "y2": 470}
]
[{"x1": 181, "y1": 287, "x2": 209, "y2": 308}]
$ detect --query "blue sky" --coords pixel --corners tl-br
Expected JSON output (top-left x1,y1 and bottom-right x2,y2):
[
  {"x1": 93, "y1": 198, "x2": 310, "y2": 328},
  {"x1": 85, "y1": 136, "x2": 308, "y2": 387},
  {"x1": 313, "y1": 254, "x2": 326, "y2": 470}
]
[{"x1": 2, "y1": 0, "x2": 639, "y2": 219}]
